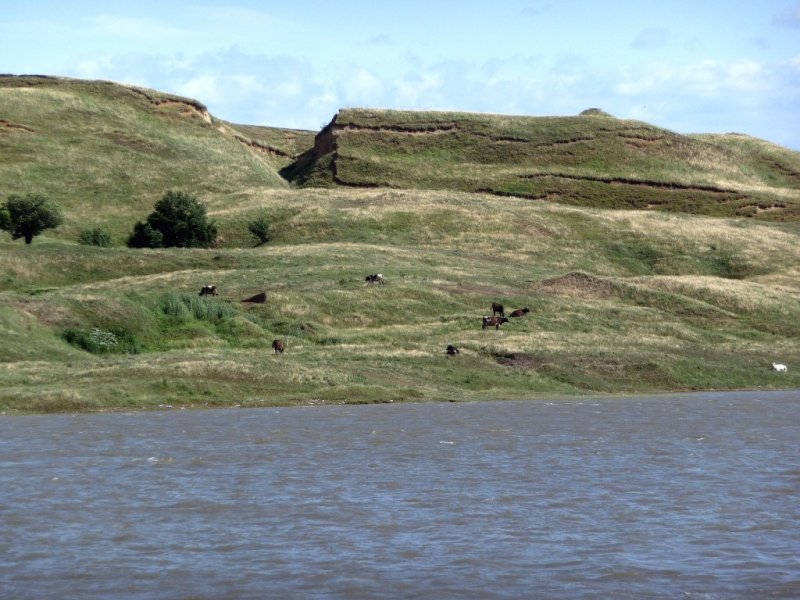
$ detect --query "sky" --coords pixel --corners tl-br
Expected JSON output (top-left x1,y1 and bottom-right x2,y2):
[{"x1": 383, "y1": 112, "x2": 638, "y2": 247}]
[{"x1": 3, "y1": 1, "x2": 800, "y2": 149}]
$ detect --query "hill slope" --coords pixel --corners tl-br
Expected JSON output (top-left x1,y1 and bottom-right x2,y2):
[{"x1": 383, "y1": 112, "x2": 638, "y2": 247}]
[
  {"x1": 0, "y1": 77, "x2": 798, "y2": 411},
  {"x1": 0, "y1": 75, "x2": 314, "y2": 240},
  {"x1": 283, "y1": 108, "x2": 800, "y2": 220}
]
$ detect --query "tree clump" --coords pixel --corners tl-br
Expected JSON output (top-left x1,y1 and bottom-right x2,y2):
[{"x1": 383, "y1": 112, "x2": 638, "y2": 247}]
[
  {"x1": 128, "y1": 190, "x2": 217, "y2": 248},
  {"x1": 0, "y1": 193, "x2": 64, "y2": 244}
]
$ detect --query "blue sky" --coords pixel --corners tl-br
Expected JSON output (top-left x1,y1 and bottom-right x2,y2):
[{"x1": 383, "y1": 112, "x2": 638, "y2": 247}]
[{"x1": 3, "y1": 1, "x2": 800, "y2": 148}]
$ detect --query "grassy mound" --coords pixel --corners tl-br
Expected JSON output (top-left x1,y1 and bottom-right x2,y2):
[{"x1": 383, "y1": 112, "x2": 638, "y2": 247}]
[{"x1": 284, "y1": 108, "x2": 800, "y2": 221}]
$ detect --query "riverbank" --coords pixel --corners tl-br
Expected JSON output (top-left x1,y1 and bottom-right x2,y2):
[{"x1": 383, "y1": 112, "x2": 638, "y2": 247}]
[{"x1": 2, "y1": 190, "x2": 798, "y2": 413}]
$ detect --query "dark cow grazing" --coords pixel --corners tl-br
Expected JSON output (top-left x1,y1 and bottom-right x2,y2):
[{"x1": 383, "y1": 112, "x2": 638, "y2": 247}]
[
  {"x1": 272, "y1": 339, "x2": 285, "y2": 354},
  {"x1": 242, "y1": 291, "x2": 267, "y2": 304},
  {"x1": 199, "y1": 285, "x2": 218, "y2": 297},
  {"x1": 482, "y1": 316, "x2": 509, "y2": 330},
  {"x1": 365, "y1": 273, "x2": 384, "y2": 284},
  {"x1": 446, "y1": 345, "x2": 460, "y2": 355},
  {"x1": 491, "y1": 302, "x2": 505, "y2": 316},
  {"x1": 509, "y1": 307, "x2": 530, "y2": 318}
]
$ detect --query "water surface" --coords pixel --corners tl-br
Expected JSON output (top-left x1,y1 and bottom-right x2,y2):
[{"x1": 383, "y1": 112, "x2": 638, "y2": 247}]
[{"x1": 1, "y1": 391, "x2": 798, "y2": 598}]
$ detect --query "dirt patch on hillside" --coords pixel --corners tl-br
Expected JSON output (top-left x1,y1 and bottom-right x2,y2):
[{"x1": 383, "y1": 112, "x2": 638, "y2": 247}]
[
  {"x1": 519, "y1": 172, "x2": 737, "y2": 194},
  {"x1": 0, "y1": 119, "x2": 35, "y2": 133},
  {"x1": 103, "y1": 130, "x2": 161, "y2": 153},
  {"x1": 232, "y1": 134, "x2": 294, "y2": 158},
  {"x1": 494, "y1": 352, "x2": 545, "y2": 369},
  {"x1": 154, "y1": 100, "x2": 212, "y2": 123},
  {"x1": 533, "y1": 271, "x2": 618, "y2": 299},
  {"x1": 8, "y1": 299, "x2": 73, "y2": 328},
  {"x1": 432, "y1": 283, "x2": 512, "y2": 297},
  {"x1": 338, "y1": 123, "x2": 459, "y2": 136},
  {"x1": 495, "y1": 351, "x2": 630, "y2": 377},
  {"x1": 760, "y1": 158, "x2": 800, "y2": 186}
]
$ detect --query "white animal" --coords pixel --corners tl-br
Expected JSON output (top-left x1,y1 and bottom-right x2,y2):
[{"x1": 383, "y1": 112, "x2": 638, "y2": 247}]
[{"x1": 771, "y1": 362, "x2": 788, "y2": 373}]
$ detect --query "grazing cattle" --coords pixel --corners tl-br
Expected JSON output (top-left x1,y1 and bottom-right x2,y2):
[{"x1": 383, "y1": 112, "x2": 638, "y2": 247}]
[
  {"x1": 242, "y1": 291, "x2": 267, "y2": 304},
  {"x1": 482, "y1": 316, "x2": 509, "y2": 330},
  {"x1": 446, "y1": 345, "x2": 460, "y2": 355},
  {"x1": 491, "y1": 302, "x2": 505, "y2": 316},
  {"x1": 272, "y1": 339, "x2": 285, "y2": 354},
  {"x1": 199, "y1": 285, "x2": 218, "y2": 297},
  {"x1": 365, "y1": 273, "x2": 384, "y2": 284},
  {"x1": 509, "y1": 307, "x2": 530, "y2": 318},
  {"x1": 772, "y1": 362, "x2": 788, "y2": 373}
]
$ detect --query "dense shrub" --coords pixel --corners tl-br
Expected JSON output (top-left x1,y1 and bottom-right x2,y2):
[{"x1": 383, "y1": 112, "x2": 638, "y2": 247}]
[
  {"x1": 63, "y1": 327, "x2": 140, "y2": 354},
  {"x1": 128, "y1": 190, "x2": 217, "y2": 248},
  {"x1": 127, "y1": 221, "x2": 164, "y2": 248},
  {"x1": 77, "y1": 227, "x2": 113, "y2": 247},
  {"x1": 248, "y1": 213, "x2": 271, "y2": 245}
]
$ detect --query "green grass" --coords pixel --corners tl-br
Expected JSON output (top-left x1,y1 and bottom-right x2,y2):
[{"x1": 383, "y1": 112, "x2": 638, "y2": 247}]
[
  {"x1": 0, "y1": 76, "x2": 301, "y2": 243},
  {"x1": 1, "y1": 77, "x2": 799, "y2": 412},
  {"x1": 1, "y1": 189, "x2": 798, "y2": 412},
  {"x1": 285, "y1": 108, "x2": 800, "y2": 221}
]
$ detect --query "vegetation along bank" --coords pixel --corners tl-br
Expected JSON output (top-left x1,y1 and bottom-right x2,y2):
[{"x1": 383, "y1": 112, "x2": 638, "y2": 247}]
[{"x1": 1, "y1": 75, "x2": 798, "y2": 412}]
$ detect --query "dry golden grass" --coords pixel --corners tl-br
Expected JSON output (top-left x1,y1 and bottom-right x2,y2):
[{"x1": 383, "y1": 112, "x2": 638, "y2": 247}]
[{"x1": 635, "y1": 275, "x2": 799, "y2": 311}]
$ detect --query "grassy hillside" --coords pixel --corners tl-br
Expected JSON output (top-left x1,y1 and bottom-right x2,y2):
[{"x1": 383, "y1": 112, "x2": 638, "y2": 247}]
[
  {"x1": 1, "y1": 77, "x2": 799, "y2": 412},
  {"x1": 284, "y1": 108, "x2": 800, "y2": 221},
  {"x1": 2, "y1": 188, "x2": 799, "y2": 412},
  {"x1": 0, "y1": 75, "x2": 312, "y2": 242}
]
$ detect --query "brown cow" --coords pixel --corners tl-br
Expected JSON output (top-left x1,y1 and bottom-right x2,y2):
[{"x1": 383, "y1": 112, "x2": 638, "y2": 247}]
[
  {"x1": 509, "y1": 308, "x2": 530, "y2": 317},
  {"x1": 491, "y1": 302, "x2": 505, "y2": 316},
  {"x1": 482, "y1": 316, "x2": 509, "y2": 330},
  {"x1": 272, "y1": 339, "x2": 285, "y2": 354}
]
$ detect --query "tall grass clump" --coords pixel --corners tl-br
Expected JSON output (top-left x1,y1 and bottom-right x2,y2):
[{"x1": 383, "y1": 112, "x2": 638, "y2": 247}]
[
  {"x1": 160, "y1": 293, "x2": 236, "y2": 322},
  {"x1": 77, "y1": 226, "x2": 113, "y2": 247}
]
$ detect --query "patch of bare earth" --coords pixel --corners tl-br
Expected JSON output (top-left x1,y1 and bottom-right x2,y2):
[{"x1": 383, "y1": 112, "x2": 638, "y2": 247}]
[
  {"x1": 0, "y1": 119, "x2": 35, "y2": 133},
  {"x1": 7, "y1": 299, "x2": 73, "y2": 328},
  {"x1": 532, "y1": 271, "x2": 617, "y2": 299},
  {"x1": 494, "y1": 353, "x2": 545, "y2": 369}
]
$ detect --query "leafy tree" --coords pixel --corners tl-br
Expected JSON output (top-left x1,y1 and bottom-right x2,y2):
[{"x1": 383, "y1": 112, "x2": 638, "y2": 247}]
[
  {"x1": 128, "y1": 190, "x2": 217, "y2": 248},
  {"x1": 77, "y1": 226, "x2": 113, "y2": 247},
  {"x1": 1, "y1": 193, "x2": 64, "y2": 244},
  {"x1": 248, "y1": 213, "x2": 271, "y2": 245},
  {"x1": 127, "y1": 221, "x2": 164, "y2": 248}
]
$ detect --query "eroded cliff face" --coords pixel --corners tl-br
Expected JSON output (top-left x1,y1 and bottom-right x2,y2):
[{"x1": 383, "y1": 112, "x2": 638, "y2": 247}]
[{"x1": 314, "y1": 113, "x2": 339, "y2": 157}]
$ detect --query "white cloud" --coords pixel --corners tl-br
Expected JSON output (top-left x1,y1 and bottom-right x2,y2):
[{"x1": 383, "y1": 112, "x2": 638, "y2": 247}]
[
  {"x1": 613, "y1": 59, "x2": 772, "y2": 98},
  {"x1": 45, "y1": 43, "x2": 800, "y2": 148},
  {"x1": 176, "y1": 75, "x2": 222, "y2": 104},
  {"x1": 341, "y1": 67, "x2": 385, "y2": 105}
]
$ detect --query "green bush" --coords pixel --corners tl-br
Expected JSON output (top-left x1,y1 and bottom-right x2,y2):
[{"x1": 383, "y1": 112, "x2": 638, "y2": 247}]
[
  {"x1": 128, "y1": 190, "x2": 217, "y2": 248},
  {"x1": 248, "y1": 213, "x2": 271, "y2": 245},
  {"x1": 77, "y1": 227, "x2": 113, "y2": 247},
  {"x1": 127, "y1": 221, "x2": 164, "y2": 248},
  {"x1": 62, "y1": 327, "x2": 140, "y2": 354}
]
